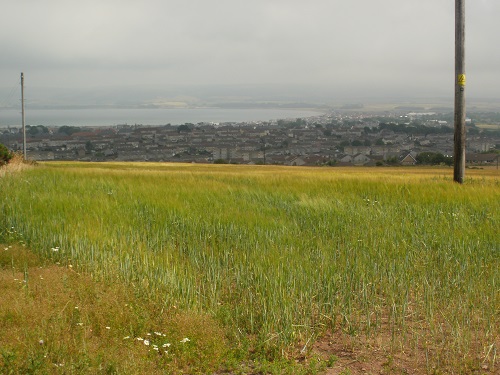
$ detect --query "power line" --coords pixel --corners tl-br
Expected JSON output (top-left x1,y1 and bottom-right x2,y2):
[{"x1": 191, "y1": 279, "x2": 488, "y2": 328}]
[{"x1": 0, "y1": 79, "x2": 21, "y2": 109}]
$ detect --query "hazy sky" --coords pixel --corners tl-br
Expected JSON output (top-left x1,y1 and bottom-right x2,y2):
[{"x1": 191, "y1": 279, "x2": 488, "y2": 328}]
[{"x1": 1, "y1": 0, "x2": 499, "y2": 106}]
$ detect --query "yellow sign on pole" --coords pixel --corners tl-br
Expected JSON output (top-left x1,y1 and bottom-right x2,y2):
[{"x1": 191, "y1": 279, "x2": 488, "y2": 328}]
[{"x1": 458, "y1": 74, "x2": 466, "y2": 86}]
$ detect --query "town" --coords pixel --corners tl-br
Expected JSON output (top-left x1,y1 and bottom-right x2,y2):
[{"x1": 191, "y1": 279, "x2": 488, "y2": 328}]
[{"x1": 1, "y1": 110, "x2": 499, "y2": 167}]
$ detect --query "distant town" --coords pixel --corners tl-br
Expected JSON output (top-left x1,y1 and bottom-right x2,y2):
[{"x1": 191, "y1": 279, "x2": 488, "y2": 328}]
[{"x1": 1, "y1": 110, "x2": 499, "y2": 167}]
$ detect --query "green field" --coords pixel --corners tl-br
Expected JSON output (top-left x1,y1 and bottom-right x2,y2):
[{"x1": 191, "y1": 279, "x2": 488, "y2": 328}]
[
  {"x1": 1, "y1": 163, "x2": 499, "y2": 373},
  {"x1": 476, "y1": 123, "x2": 500, "y2": 130}
]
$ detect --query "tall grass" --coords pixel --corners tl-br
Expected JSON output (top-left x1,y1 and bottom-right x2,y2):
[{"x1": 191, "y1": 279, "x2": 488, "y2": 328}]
[{"x1": 1, "y1": 163, "x2": 498, "y2": 370}]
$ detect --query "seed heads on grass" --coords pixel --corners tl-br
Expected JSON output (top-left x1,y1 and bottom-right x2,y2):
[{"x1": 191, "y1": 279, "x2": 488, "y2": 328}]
[{"x1": 1, "y1": 164, "x2": 497, "y2": 372}]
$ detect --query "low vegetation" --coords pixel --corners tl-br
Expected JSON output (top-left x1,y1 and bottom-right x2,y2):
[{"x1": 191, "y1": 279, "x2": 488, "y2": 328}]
[
  {"x1": 0, "y1": 143, "x2": 13, "y2": 166},
  {"x1": 1, "y1": 162, "x2": 498, "y2": 374},
  {"x1": 0, "y1": 245, "x2": 236, "y2": 374}
]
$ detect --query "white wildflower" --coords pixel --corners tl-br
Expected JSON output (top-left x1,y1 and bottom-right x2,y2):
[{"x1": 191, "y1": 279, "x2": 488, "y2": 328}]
[
  {"x1": 123, "y1": 336, "x2": 130, "y2": 340},
  {"x1": 180, "y1": 337, "x2": 190, "y2": 343},
  {"x1": 144, "y1": 340, "x2": 150, "y2": 346}
]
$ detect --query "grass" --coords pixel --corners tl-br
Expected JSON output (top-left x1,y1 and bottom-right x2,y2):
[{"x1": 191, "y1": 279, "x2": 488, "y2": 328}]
[
  {"x1": 1, "y1": 245, "x2": 323, "y2": 374},
  {"x1": 0, "y1": 162, "x2": 499, "y2": 373},
  {"x1": 0, "y1": 245, "x2": 231, "y2": 374},
  {"x1": 0, "y1": 152, "x2": 33, "y2": 177},
  {"x1": 475, "y1": 123, "x2": 500, "y2": 130}
]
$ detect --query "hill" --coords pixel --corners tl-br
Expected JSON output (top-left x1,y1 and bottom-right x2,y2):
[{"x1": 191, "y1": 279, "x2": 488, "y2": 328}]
[{"x1": 1, "y1": 163, "x2": 498, "y2": 374}]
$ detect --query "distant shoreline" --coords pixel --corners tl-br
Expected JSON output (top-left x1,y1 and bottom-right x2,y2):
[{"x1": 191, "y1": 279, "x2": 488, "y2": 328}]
[{"x1": 0, "y1": 107, "x2": 325, "y2": 128}]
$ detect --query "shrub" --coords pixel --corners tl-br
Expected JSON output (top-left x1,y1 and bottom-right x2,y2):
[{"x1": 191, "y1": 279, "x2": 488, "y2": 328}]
[
  {"x1": 416, "y1": 151, "x2": 453, "y2": 166},
  {"x1": 0, "y1": 143, "x2": 13, "y2": 166}
]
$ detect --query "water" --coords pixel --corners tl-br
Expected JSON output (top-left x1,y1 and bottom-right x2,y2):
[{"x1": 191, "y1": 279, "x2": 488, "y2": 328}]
[{"x1": 0, "y1": 107, "x2": 323, "y2": 127}]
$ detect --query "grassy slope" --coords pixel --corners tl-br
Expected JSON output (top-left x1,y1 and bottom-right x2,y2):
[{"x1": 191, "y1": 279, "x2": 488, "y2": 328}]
[
  {"x1": 0, "y1": 245, "x2": 233, "y2": 374},
  {"x1": 1, "y1": 162, "x2": 499, "y2": 374}
]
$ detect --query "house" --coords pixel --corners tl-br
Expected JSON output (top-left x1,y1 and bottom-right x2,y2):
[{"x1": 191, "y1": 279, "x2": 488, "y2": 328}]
[
  {"x1": 401, "y1": 153, "x2": 417, "y2": 166},
  {"x1": 344, "y1": 145, "x2": 371, "y2": 156},
  {"x1": 288, "y1": 156, "x2": 306, "y2": 166},
  {"x1": 340, "y1": 155, "x2": 353, "y2": 163},
  {"x1": 466, "y1": 153, "x2": 499, "y2": 165},
  {"x1": 352, "y1": 153, "x2": 371, "y2": 165},
  {"x1": 302, "y1": 155, "x2": 328, "y2": 166}
]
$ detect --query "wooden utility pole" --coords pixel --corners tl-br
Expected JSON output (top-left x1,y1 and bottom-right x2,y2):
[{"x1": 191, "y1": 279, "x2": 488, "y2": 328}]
[
  {"x1": 21, "y1": 72, "x2": 26, "y2": 160},
  {"x1": 454, "y1": 0, "x2": 466, "y2": 183}
]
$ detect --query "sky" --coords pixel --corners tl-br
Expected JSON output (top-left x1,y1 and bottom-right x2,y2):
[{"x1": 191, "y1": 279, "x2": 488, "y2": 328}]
[{"x1": 0, "y1": 0, "x2": 499, "y2": 107}]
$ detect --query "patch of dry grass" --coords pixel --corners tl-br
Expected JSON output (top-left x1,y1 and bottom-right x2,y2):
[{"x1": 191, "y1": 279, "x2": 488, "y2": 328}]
[
  {"x1": 0, "y1": 245, "x2": 230, "y2": 374},
  {"x1": 0, "y1": 152, "x2": 34, "y2": 177}
]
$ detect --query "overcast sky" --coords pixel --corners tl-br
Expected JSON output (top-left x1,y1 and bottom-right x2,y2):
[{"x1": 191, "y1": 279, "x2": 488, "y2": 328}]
[{"x1": 1, "y1": 0, "x2": 499, "y2": 106}]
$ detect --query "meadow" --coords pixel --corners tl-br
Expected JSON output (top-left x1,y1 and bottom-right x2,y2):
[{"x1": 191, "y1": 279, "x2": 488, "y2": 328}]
[
  {"x1": 0, "y1": 162, "x2": 498, "y2": 374},
  {"x1": 476, "y1": 123, "x2": 500, "y2": 131}
]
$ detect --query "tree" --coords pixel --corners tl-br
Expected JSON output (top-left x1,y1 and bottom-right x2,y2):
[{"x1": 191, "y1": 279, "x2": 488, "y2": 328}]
[
  {"x1": 468, "y1": 127, "x2": 480, "y2": 135},
  {"x1": 85, "y1": 140, "x2": 94, "y2": 152},
  {"x1": 416, "y1": 152, "x2": 434, "y2": 164},
  {"x1": 27, "y1": 125, "x2": 39, "y2": 136},
  {"x1": 339, "y1": 140, "x2": 350, "y2": 151},
  {"x1": 416, "y1": 152, "x2": 453, "y2": 166},
  {"x1": 26, "y1": 125, "x2": 49, "y2": 136},
  {"x1": 177, "y1": 124, "x2": 193, "y2": 133},
  {"x1": 58, "y1": 126, "x2": 81, "y2": 136},
  {"x1": 0, "y1": 143, "x2": 13, "y2": 165},
  {"x1": 386, "y1": 156, "x2": 399, "y2": 165}
]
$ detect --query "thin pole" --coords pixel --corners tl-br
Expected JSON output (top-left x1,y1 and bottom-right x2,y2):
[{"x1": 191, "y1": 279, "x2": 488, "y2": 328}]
[
  {"x1": 454, "y1": 0, "x2": 466, "y2": 183},
  {"x1": 21, "y1": 72, "x2": 26, "y2": 160}
]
